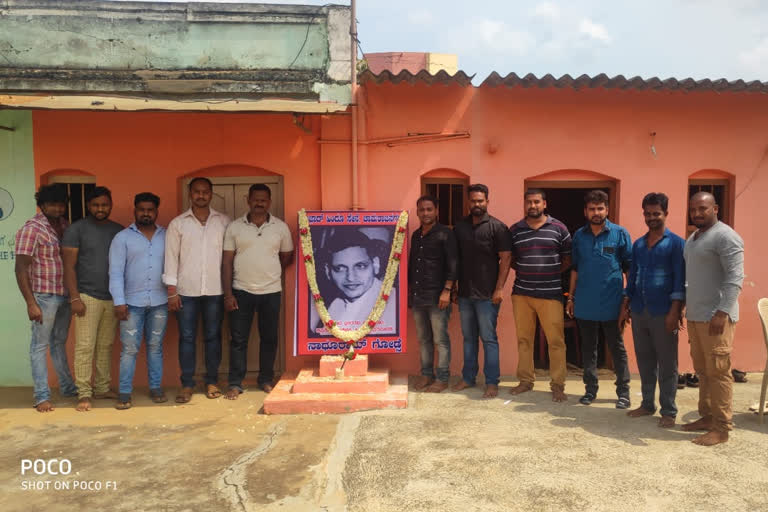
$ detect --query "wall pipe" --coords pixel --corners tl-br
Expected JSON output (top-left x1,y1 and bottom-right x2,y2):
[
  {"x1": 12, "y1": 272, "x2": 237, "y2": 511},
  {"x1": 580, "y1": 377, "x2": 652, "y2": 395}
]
[{"x1": 350, "y1": 0, "x2": 359, "y2": 211}]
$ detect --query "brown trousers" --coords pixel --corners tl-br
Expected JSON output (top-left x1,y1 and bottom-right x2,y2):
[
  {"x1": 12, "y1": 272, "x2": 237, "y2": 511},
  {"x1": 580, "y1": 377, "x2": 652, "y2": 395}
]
[
  {"x1": 687, "y1": 319, "x2": 735, "y2": 432},
  {"x1": 512, "y1": 295, "x2": 567, "y2": 389}
]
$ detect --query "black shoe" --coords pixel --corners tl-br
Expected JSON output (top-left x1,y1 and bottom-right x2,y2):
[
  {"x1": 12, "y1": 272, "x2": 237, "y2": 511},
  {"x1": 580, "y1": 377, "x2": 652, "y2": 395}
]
[
  {"x1": 686, "y1": 374, "x2": 700, "y2": 388},
  {"x1": 615, "y1": 397, "x2": 631, "y2": 409},
  {"x1": 579, "y1": 393, "x2": 596, "y2": 405},
  {"x1": 677, "y1": 374, "x2": 687, "y2": 389},
  {"x1": 732, "y1": 369, "x2": 748, "y2": 383}
]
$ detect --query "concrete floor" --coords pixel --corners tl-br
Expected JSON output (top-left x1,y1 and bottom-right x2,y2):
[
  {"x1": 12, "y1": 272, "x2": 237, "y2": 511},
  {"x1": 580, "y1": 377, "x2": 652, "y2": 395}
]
[{"x1": 1, "y1": 374, "x2": 767, "y2": 512}]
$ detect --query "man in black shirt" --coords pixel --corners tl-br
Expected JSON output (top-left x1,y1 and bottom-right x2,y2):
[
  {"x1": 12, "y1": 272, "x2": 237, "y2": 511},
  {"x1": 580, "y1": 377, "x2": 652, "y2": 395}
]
[
  {"x1": 408, "y1": 195, "x2": 458, "y2": 393},
  {"x1": 452, "y1": 184, "x2": 512, "y2": 398}
]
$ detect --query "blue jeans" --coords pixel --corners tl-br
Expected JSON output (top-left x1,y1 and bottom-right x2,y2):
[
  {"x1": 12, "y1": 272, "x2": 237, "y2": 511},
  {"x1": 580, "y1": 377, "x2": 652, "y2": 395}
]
[
  {"x1": 458, "y1": 297, "x2": 501, "y2": 386},
  {"x1": 30, "y1": 293, "x2": 77, "y2": 405},
  {"x1": 118, "y1": 305, "x2": 168, "y2": 399},
  {"x1": 177, "y1": 295, "x2": 223, "y2": 388},
  {"x1": 412, "y1": 305, "x2": 451, "y2": 382},
  {"x1": 228, "y1": 290, "x2": 281, "y2": 389}
]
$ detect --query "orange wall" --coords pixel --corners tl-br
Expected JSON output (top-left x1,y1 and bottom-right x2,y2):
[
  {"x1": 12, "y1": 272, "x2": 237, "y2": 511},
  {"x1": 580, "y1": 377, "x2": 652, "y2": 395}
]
[{"x1": 31, "y1": 84, "x2": 768, "y2": 388}]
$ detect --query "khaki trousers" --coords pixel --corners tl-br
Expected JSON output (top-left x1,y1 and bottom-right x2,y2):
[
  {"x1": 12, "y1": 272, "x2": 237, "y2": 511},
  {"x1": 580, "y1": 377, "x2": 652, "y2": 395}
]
[
  {"x1": 512, "y1": 294, "x2": 567, "y2": 389},
  {"x1": 687, "y1": 319, "x2": 735, "y2": 432},
  {"x1": 74, "y1": 293, "x2": 118, "y2": 398}
]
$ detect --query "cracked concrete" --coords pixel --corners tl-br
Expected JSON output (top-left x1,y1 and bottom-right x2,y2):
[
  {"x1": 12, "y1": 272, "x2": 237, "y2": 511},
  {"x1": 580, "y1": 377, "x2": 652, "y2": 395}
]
[{"x1": 0, "y1": 374, "x2": 767, "y2": 511}]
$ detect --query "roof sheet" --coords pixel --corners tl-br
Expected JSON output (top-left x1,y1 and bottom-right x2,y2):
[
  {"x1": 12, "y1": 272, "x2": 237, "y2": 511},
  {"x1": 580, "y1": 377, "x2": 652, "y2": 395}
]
[{"x1": 360, "y1": 69, "x2": 768, "y2": 93}]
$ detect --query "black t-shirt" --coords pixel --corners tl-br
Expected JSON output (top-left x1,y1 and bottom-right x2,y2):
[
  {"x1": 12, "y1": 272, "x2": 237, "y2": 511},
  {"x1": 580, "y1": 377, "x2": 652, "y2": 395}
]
[
  {"x1": 62, "y1": 216, "x2": 124, "y2": 300},
  {"x1": 454, "y1": 213, "x2": 512, "y2": 299},
  {"x1": 408, "y1": 223, "x2": 458, "y2": 307}
]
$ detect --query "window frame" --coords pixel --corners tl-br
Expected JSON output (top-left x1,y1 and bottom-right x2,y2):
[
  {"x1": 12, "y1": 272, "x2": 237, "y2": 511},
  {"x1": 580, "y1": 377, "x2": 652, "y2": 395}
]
[
  {"x1": 45, "y1": 175, "x2": 97, "y2": 224},
  {"x1": 420, "y1": 177, "x2": 469, "y2": 227},
  {"x1": 687, "y1": 178, "x2": 733, "y2": 236}
]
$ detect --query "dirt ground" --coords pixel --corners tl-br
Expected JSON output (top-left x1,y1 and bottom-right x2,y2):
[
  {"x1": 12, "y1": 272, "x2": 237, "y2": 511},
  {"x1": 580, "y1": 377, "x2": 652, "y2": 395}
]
[{"x1": 1, "y1": 374, "x2": 767, "y2": 512}]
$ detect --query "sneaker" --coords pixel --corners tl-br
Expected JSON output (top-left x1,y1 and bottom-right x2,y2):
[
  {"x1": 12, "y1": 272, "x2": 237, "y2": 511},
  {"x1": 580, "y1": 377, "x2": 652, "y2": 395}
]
[
  {"x1": 677, "y1": 374, "x2": 687, "y2": 389},
  {"x1": 579, "y1": 393, "x2": 596, "y2": 405},
  {"x1": 686, "y1": 374, "x2": 700, "y2": 388},
  {"x1": 616, "y1": 397, "x2": 631, "y2": 409}
]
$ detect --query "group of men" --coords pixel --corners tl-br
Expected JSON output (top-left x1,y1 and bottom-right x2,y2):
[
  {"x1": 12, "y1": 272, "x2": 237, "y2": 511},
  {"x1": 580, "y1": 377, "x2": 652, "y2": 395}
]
[
  {"x1": 409, "y1": 185, "x2": 743, "y2": 446},
  {"x1": 15, "y1": 179, "x2": 293, "y2": 412}
]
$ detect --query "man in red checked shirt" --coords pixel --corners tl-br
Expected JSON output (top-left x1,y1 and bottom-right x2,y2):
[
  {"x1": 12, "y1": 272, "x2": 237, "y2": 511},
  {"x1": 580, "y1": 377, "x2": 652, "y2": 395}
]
[{"x1": 15, "y1": 184, "x2": 78, "y2": 412}]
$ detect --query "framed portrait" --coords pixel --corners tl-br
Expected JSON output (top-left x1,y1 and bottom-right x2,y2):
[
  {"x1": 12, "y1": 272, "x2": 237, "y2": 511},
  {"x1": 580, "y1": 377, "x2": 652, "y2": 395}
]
[{"x1": 294, "y1": 211, "x2": 408, "y2": 355}]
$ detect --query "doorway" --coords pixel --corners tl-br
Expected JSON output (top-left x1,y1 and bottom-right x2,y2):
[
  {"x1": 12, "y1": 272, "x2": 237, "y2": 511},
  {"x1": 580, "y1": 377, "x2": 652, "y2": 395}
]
[
  {"x1": 524, "y1": 180, "x2": 618, "y2": 370},
  {"x1": 181, "y1": 175, "x2": 286, "y2": 384}
]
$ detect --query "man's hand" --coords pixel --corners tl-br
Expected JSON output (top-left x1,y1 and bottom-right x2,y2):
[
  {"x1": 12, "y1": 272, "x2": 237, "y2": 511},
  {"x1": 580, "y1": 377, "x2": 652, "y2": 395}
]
[
  {"x1": 224, "y1": 295, "x2": 239, "y2": 312},
  {"x1": 566, "y1": 300, "x2": 574, "y2": 319},
  {"x1": 167, "y1": 295, "x2": 182, "y2": 312},
  {"x1": 664, "y1": 309, "x2": 680, "y2": 333},
  {"x1": 27, "y1": 301, "x2": 43, "y2": 323},
  {"x1": 709, "y1": 310, "x2": 729, "y2": 336},
  {"x1": 71, "y1": 299, "x2": 86, "y2": 317},
  {"x1": 618, "y1": 307, "x2": 631, "y2": 331},
  {"x1": 114, "y1": 305, "x2": 129, "y2": 322},
  {"x1": 438, "y1": 290, "x2": 451, "y2": 310},
  {"x1": 491, "y1": 288, "x2": 504, "y2": 305}
]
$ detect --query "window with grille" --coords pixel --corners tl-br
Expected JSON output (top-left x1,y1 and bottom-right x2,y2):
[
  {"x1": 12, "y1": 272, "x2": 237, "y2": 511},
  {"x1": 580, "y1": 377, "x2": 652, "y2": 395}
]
[
  {"x1": 688, "y1": 179, "x2": 732, "y2": 236},
  {"x1": 421, "y1": 178, "x2": 468, "y2": 227},
  {"x1": 46, "y1": 176, "x2": 96, "y2": 224}
]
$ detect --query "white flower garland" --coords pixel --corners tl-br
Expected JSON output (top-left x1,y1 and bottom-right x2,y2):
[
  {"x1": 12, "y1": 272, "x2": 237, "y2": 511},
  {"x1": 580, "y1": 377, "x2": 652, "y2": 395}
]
[{"x1": 298, "y1": 209, "x2": 408, "y2": 359}]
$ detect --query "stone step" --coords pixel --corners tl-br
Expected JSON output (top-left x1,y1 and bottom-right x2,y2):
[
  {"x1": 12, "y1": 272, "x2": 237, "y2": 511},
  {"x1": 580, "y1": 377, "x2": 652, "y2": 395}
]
[
  {"x1": 263, "y1": 373, "x2": 408, "y2": 414},
  {"x1": 292, "y1": 367, "x2": 389, "y2": 394},
  {"x1": 318, "y1": 354, "x2": 368, "y2": 377}
]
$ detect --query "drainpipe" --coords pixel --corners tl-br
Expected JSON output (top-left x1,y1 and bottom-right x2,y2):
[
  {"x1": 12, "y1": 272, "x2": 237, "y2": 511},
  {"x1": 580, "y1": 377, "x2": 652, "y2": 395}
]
[{"x1": 350, "y1": 0, "x2": 360, "y2": 211}]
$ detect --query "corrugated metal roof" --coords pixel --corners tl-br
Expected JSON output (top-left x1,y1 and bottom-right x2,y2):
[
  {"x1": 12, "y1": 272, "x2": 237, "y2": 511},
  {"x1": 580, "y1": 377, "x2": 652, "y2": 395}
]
[
  {"x1": 360, "y1": 69, "x2": 768, "y2": 93},
  {"x1": 358, "y1": 69, "x2": 474, "y2": 87}
]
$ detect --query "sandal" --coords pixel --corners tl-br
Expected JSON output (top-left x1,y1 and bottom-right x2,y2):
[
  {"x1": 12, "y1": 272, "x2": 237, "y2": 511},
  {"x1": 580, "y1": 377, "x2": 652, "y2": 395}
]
[
  {"x1": 205, "y1": 384, "x2": 223, "y2": 399},
  {"x1": 115, "y1": 400, "x2": 132, "y2": 410},
  {"x1": 150, "y1": 389, "x2": 168, "y2": 404},
  {"x1": 175, "y1": 387, "x2": 193, "y2": 404},
  {"x1": 615, "y1": 397, "x2": 631, "y2": 410}
]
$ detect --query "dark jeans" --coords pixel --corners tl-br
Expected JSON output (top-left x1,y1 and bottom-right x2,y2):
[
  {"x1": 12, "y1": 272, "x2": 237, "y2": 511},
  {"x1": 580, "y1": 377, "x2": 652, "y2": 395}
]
[
  {"x1": 177, "y1": 295, "x2": 223, "y2": 388},
  {"x1": 577, "y1": 318, "x2": 630, "y2": 398},
  {"x1": 412, "y1": 305, "x2": 451, "y2": 382},
  {"x1": 458, "y1": 297, "x2": 501, "y2": 386},
  {"x1": 228, "y1": 289, "x2": 281, "y2": 390},
  {"x1": 631, "y1": 310, "x2": 678, "y2": 417}
]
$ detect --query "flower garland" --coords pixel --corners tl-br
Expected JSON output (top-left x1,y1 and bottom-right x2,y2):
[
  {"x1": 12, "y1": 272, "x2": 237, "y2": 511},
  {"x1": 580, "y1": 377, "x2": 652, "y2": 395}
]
[{"x1": 298, "y1": 209, "x2": 408, "y2": 360}]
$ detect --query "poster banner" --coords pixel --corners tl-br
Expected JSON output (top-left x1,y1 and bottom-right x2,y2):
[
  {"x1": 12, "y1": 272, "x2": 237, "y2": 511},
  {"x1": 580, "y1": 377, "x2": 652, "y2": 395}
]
[{"x1": 294, "y1": 210, "x2": 407, "y2": 355}]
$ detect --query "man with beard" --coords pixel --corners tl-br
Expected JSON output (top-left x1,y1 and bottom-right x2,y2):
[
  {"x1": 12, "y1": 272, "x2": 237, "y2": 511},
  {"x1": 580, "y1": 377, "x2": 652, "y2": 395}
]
[
  {"x1": 619, "y1": 193, "x2": 685, "y2": 428},
  {"x1": 452, "y1": 184, "x2": 512, "y2": 398},
  {"x1": 508, "y1": 189, "x2": 572, "y2": 402},
  {"x1": 164, "y1": 177, "x2": 231, "y2": 404},
  {"x1": 62, "y1": 187, "x2": 123, "y2": 412},
  {"x1": 409, "y1": 195, "x2": 458, "y2": 393},
  {"x1": 567, "y1": 190, "x2": 632, "y2": 408},
  {"x1": 223, "y1": 184, "x2": 293, "y2": 398},
  {"x1": 15, "y1": 184, "x2": 78, "y2": 412},
  {"x1": 109, "y1": 192, "x2": 168, "y2": 410},
  {"x1": 681, "y1": 191, "x2": 743, "y2": 446}
]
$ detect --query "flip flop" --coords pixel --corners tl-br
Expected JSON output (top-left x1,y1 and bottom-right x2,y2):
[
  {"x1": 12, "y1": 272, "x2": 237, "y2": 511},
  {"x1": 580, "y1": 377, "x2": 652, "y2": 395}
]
[
  {"x1": 175, "y1": 387, "x2": 193, "y2": 404},
  {"x1": 206, "y1": 384, "x2": 223, "y2": 399}
]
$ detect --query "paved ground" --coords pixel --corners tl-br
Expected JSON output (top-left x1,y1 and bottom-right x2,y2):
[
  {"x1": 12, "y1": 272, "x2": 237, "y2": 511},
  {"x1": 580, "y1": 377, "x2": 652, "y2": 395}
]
[{"x1": 1, "y1": 373, "x2": 767, "y2": 512}]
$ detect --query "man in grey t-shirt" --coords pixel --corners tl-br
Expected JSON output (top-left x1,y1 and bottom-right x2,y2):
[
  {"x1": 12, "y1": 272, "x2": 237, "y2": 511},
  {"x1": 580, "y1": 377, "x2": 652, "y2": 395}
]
[
  {"x1": 682, "y1": 191, "x2": 744, "y2": 446},
  {"x1": 62, "y1": 187, "x2": 123, "y2": 411}
]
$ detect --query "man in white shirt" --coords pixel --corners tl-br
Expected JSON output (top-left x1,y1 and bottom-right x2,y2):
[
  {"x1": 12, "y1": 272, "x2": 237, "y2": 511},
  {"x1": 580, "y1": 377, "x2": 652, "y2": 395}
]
[
  {"x1": 222, "y1": 184, "x2": 293, "y2": 398},
  {"x1": 164, "y1": 177, "x2": 231, "y2": 403},
  {"x1": 321, "y1": 230, "x2": 396, "y2": 333}
]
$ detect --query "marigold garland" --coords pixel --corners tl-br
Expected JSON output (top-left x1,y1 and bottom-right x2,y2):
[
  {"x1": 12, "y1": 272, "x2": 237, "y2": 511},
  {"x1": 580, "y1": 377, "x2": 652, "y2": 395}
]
[{"x1": 298, "y1": 209, "x2": 408, "y2": 359}]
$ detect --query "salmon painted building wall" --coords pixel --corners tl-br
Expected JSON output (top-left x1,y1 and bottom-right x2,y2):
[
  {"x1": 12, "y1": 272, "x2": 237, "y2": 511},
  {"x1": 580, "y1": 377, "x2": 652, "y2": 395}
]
[{"x1": 6, "y1": 78, "x2": 768, "y2": 388}]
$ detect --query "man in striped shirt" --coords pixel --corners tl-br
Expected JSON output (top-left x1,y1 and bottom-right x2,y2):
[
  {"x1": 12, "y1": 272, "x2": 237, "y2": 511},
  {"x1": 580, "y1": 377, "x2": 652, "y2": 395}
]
[
  {"x1": 508, "y1": 189, "x2": 572, "y2": 402},
  {"x1": 15, "y1": 184, "x2": 78, "y2": 412}
]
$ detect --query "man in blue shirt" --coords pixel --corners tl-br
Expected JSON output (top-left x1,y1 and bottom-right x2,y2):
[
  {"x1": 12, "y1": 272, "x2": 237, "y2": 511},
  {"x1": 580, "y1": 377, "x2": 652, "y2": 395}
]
[
  {"x1": 109, "y1": 192, "x2": 168, "y2": 410},
  {"x1": 567, "y1": 190, "x2": 632, "y2": 408},
  {"x1": 619, "y1": 193, "x2": 685, "y2": 428}
]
